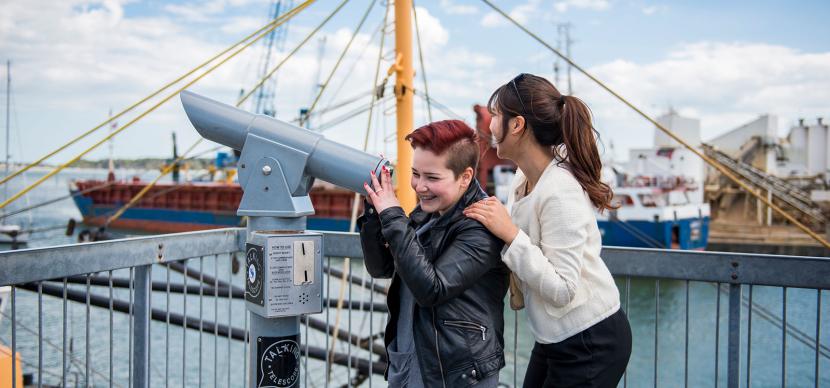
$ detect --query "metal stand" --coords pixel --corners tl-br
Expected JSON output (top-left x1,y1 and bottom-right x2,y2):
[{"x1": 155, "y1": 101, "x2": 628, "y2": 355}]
[{"x1": 247, "y1": 216, "x2": 307, "y2": 388}]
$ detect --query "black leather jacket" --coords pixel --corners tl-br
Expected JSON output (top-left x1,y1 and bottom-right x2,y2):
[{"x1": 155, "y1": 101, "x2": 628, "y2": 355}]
[{"x1": 358, "y1": 181, "x2": 509, "y2": 388}]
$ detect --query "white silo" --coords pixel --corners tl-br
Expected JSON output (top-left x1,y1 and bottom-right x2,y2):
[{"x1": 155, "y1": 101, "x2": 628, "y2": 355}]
[
  {"x1": 823, "y1": 118, "x2": 830, "y2": 182},
  {"x1": 807, "y1": 119, "x2": 827, "y2": 176},
  {"x1": 654, "y1": 110, "x2": 701, "y2": 148},
  {"x1": 788, "y1": 119, "x2": 808, "y2": 166}
]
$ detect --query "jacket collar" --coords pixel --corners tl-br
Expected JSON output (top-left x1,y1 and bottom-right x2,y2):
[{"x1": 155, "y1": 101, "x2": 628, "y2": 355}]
[{"x1": 409, "y1": 179, "x2": 487, "y2": 228}]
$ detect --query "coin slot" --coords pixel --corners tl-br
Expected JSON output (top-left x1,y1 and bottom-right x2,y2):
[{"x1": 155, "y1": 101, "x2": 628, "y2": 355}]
[{"x1": 293, "y1": 240, "x2": 315, "y2": 286}]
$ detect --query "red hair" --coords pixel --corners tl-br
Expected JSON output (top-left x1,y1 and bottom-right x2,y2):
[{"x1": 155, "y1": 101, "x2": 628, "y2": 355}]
[{"x1": 405, "y1": 120, "x2": 480, "y2": 177}]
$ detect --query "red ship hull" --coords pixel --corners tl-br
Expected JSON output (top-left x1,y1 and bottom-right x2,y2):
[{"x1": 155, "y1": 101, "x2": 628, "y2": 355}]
[{"x1": 71, "y1": 179, "x2": 360, "y2": 233}]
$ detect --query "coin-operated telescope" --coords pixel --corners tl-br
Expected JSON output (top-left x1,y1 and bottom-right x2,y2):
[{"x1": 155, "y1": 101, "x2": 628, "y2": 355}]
[{"x1": 181, "y1": 91, "x2": 391, "y2": 388}]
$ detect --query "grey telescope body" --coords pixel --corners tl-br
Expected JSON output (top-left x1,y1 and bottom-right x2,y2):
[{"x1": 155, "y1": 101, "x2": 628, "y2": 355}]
[{"x1": 180, "y1": 90, "x2": 390, "y2": 217}]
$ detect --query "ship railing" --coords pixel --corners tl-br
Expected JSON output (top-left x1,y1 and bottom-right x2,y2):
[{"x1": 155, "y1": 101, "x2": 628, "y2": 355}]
[{"x1": 0, "y1": 228, "x2": 828, "y2": 387}]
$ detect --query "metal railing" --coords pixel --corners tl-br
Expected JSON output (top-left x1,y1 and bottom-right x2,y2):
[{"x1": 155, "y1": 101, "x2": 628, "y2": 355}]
[{"x1": 0, "y1": 228, "x2": 828, "y2": 387}]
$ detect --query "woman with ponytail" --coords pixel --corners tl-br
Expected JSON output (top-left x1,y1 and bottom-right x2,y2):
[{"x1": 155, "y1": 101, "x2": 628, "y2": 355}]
[{"x1": 464, "y1": 73, "x2": 631, "y2": 387}]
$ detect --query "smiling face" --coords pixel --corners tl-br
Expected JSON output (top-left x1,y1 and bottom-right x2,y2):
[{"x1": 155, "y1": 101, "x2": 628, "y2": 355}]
[{"x1": 411, "y1": 147, "x2": 473, "y2": 215}]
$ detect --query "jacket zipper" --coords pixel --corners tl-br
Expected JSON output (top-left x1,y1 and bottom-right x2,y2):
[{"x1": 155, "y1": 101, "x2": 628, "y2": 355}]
[
  {"x1": 443, "y1": 320, "x2": 487, "y2": 340},
  {"x1": 432, "y1": 307, "x2": 448, "y2": 388}
]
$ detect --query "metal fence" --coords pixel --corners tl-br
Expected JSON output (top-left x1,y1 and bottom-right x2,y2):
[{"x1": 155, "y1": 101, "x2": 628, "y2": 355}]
[{"x1": 0, "y1": 228, "x2": 828, "y2": 387}]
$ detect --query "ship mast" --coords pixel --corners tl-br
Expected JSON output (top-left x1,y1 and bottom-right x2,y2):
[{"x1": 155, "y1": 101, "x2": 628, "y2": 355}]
[
  {"x1": 107, "y1": 108, "x2": 116, "y2": 181},
  {"x1": 394, "y1": 0, "x2": 416, "y2": 212}
]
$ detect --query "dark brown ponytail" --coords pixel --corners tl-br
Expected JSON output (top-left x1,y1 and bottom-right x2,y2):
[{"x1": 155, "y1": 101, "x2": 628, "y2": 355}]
[
  {"x1": 488, "y1": 73, "x2": 615, "y2": 212},
  {"x1": 558, "y1": 95, "x2": 615, "y2": 212}
]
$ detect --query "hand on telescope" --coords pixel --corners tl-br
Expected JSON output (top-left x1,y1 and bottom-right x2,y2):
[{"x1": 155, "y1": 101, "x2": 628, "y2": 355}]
[{"x1": 364, "y1": 165, "x2": 400, "y2": 214}]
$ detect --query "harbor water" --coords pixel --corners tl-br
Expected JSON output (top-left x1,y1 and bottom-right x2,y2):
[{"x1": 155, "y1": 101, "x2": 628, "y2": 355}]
[{"x1": 1, "y1": 169, "x2": 828, "y2": 387}]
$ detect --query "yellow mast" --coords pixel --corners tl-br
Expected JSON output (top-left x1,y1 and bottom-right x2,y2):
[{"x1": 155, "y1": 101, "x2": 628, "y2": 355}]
[{"x1": 394, "y1": 0, "x2": 416, "y2": 213}]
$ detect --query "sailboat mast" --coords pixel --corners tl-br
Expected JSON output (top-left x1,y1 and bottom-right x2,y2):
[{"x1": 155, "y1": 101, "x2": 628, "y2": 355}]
[{"x1": 394, "y1": 0, "x2": 416, "y2": 212}]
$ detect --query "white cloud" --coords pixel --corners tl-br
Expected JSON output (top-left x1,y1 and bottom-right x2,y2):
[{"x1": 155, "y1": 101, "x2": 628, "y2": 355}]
[
  {"x1": 574, "y1": 42, "x2": 830, "y2": 161},
  {"x1": 0, "y1": 0, "x2": 265, "y2": 161},
  {"x1": 553, "y1": 0, "x2": 610, "y2": 13},
  {"x1": 440, "y1": 0, "x2": 478, "y2": 15},
  {"x1": 2, "y1": 0, "x2": 827, "y2": 169},
  {"x1": 0, "y1": 0, "x2": 495, "y2": 162},
  {"x1": 641, "y1": 4, "x2": 668, "y2": 15},
  {"x1": 164, "y1": 0, "x2": 262, "y2": 23},
  {"x1": 414, "y1": 7, "x2": 449, "y2": 51},
  {"x1": 481, "y1": 0, "x2": 540, "y2": 27},
  {"x1": 481, "y1": 0, "x2": 609, "y2": 28},
  {"x1": 220, "y1": 16, "x2": 265, "y2": 35}
]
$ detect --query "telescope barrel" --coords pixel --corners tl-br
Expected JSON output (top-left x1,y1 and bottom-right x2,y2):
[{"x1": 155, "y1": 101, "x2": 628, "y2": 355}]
[
  {"x1": 306, "y1": 139, "x2": 388, "y2": 194},
  {"x1": 180, "y1": 90, "x2": 390, "y2": 196},
  {"x1": 180, "y1": 91, "x2": 252, "y2": 151}
]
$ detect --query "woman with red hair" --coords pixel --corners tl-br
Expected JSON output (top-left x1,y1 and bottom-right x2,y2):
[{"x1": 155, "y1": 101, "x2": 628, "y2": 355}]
[{"x1": 359, "y1": 119, "x2": 509, "y2": 387}]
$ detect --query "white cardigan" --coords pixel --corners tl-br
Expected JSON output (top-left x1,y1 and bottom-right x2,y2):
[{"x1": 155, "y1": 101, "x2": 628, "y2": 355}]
[{"x1": 502, "y1": 161, "x2": 620, "y2": 344}]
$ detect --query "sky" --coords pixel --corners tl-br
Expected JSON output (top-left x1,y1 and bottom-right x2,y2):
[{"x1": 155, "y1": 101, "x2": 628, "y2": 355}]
[{"x1": 1, "y1": 0, "x2": 829, "y2": 165}]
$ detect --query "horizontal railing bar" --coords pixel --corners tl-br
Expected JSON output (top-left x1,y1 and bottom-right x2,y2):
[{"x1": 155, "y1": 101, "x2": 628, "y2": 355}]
[
  {"x1": 0, "y1": 228, "x2": 244, "y2": 286},
  {"x1": 317, "y1": 230, "x2": 367, "y2": 258},
  {"x1": 4, "y1": 229, "x2": 829, "y2": 289},
  {"x1": 602, "y1": 246, "x2": 830, "y2": 289}
]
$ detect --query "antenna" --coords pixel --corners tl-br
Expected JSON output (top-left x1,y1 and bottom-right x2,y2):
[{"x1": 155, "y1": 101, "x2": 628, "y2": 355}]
[
  {"x1": 557, "y1": 23, "x2": 573, "y2": 94},
  {"x1": 554, "y1": 24, "x2": 561, "y2": 86}
]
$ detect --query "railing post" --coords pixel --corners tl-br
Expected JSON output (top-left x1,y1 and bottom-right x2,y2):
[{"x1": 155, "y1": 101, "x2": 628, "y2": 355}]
[
  {"x1": 727, "y1": 283, "x2": 742, "y2": 388},
  {"x1": 133, "y1": 265, "x2": 151, "y2": 388}
]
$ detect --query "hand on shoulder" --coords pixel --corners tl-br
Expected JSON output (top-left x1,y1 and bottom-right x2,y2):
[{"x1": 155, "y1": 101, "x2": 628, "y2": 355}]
[{"x1": 463, "y1": 196, "x2": 519, "y2": 244}]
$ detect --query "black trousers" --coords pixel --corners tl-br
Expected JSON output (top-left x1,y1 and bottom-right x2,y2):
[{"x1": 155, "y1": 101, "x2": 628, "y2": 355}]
[{"x1": 523, "y1": 309, "x2": 632, "y2": 388}]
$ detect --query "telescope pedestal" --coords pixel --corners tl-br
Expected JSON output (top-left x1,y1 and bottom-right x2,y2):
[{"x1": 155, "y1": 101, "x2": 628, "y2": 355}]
[{"x1": 246, "y1": 216, "x2": 311, "y2": 388}]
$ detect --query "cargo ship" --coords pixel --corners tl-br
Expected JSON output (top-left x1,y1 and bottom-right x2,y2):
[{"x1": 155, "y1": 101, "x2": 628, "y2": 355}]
[
  {"x1": 70, "y1": 135, "x2": 362, "y2": 233},
  {"x1": 70, "y1": 177, "x2": 358, "y2": 233}
]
